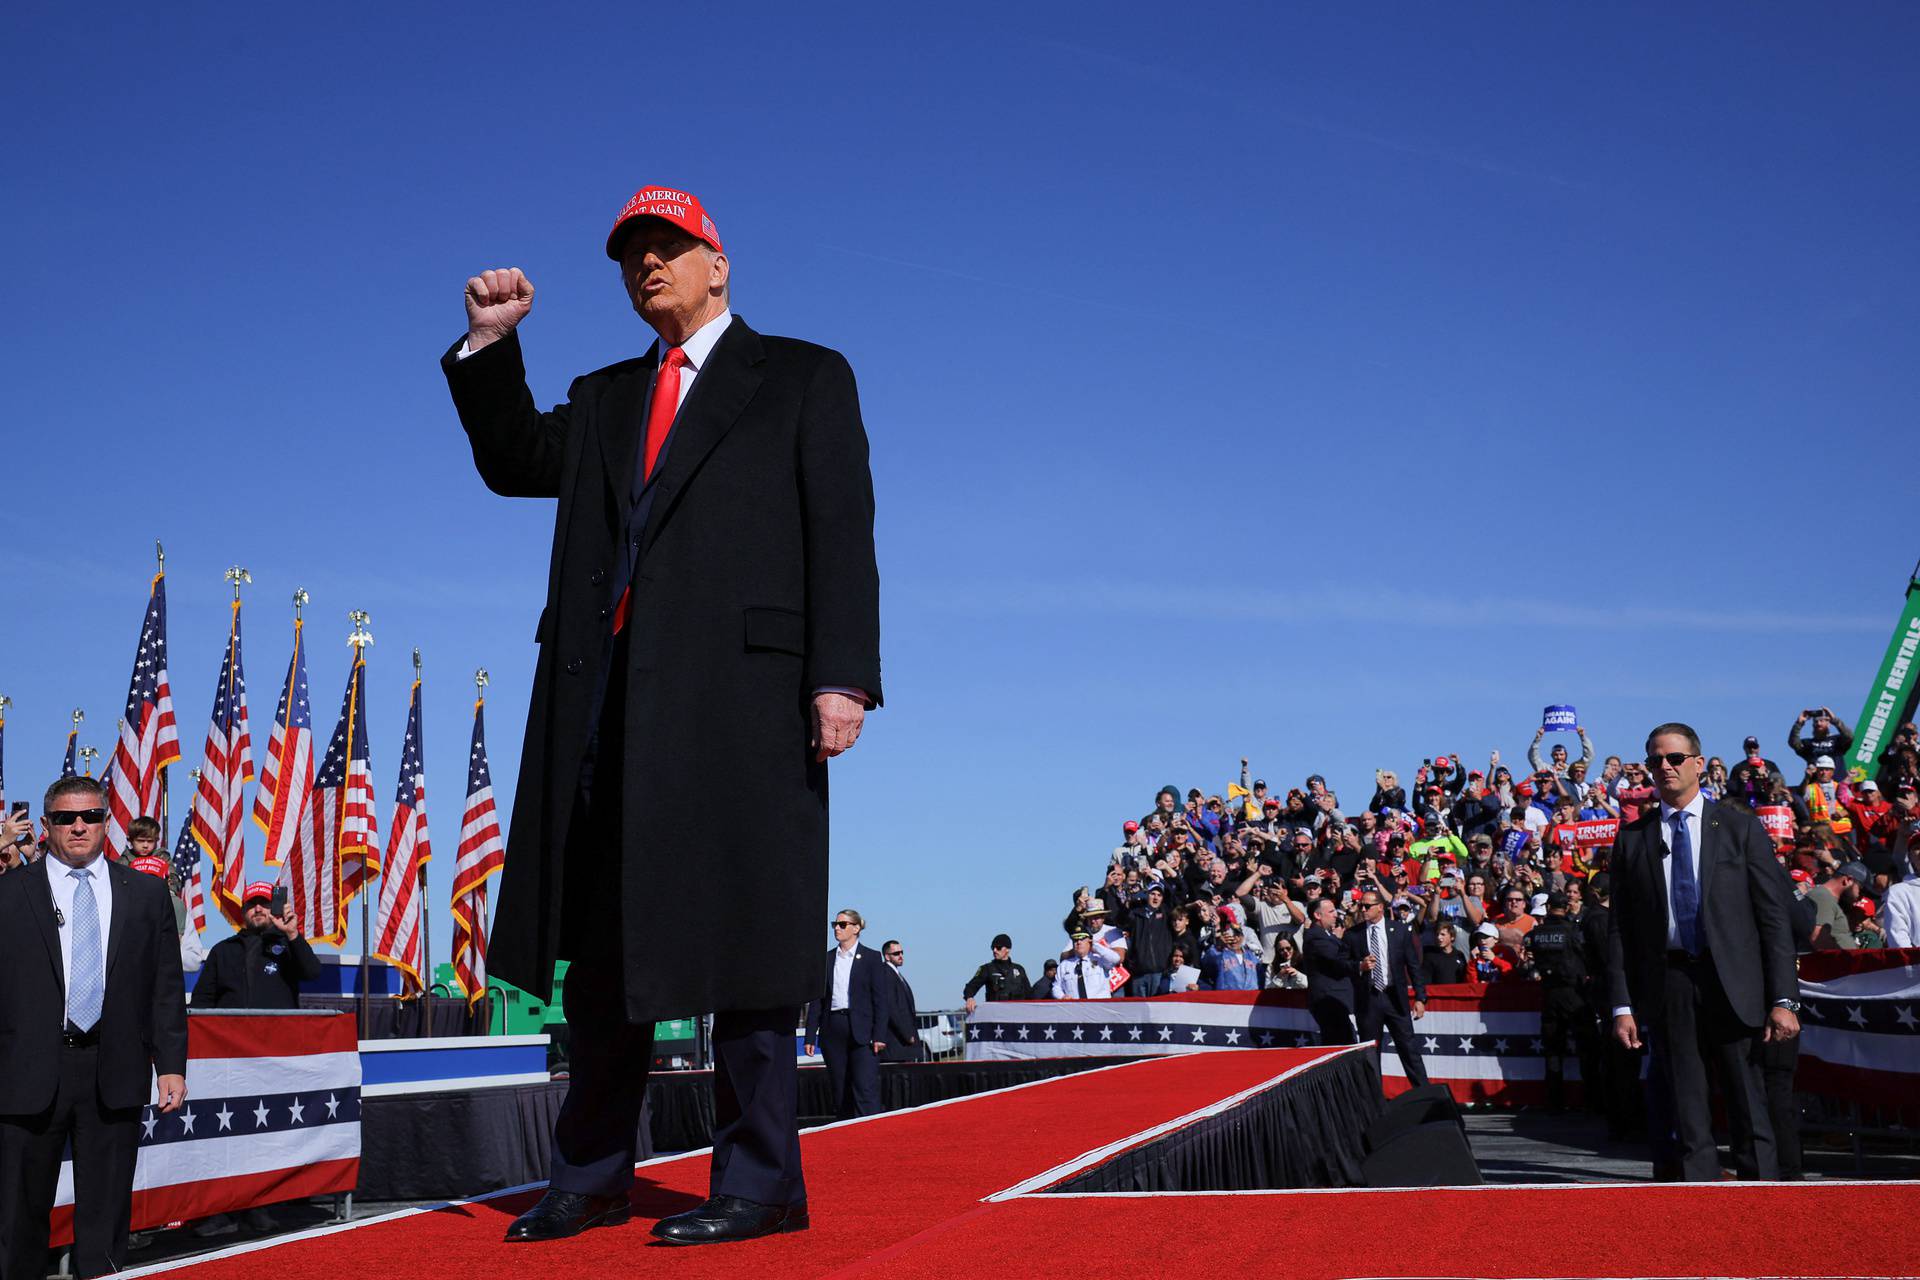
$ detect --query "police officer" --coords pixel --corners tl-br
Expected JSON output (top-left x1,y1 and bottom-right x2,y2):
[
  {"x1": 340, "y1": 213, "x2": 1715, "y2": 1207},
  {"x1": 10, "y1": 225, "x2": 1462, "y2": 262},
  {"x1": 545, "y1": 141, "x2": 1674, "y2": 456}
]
[
  {"x1": 962, "y1": 934, "x2": 1030, "y2": 1013},
  {"x1": 1528, "y1": 891, "x2": 1595, "y2": 1113},
  {"x1": 194, "y1": 882, "x2": 321, "y2": 1009}
]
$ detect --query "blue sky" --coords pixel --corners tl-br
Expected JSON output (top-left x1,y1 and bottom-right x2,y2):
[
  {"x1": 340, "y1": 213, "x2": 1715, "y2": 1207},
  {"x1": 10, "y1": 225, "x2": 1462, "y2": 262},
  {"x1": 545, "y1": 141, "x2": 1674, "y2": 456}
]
[{"x1": 4, "y1": 3, "x2": 1916, "y2": 1004}]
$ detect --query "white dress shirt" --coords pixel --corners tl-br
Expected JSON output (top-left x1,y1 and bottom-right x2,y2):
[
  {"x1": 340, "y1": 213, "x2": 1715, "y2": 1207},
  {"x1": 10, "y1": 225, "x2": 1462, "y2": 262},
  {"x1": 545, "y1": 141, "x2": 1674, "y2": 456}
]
[
  {"x1": 1658, "y1": 793, "x2": 1707, "y2": 952},
  {"x1": 831, "y1": 943, "x2": 856, "y2": 1011},
  {"x1": 1367, "y1": 920, "x2": 1390, "y2": 989},
  {"x1": 49, "y1": 854, "x2": 115, "y2": 1015}
]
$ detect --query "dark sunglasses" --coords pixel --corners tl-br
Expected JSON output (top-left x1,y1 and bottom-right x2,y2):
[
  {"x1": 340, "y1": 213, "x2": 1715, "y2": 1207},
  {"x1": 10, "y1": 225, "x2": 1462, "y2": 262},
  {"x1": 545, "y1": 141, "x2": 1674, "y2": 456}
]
[
  {"x1": 1647, "y1": 752, "x2": 1693, "y2": 767},
  {"x1": 47, "y1": 808, "x2": 107, "y2": 826},
  {"x1": 831, "y1": 920, "x2": 857, "y2": 929},
  {"x1": 885, "y1": 951, "x2": 903, "y2": 958}
]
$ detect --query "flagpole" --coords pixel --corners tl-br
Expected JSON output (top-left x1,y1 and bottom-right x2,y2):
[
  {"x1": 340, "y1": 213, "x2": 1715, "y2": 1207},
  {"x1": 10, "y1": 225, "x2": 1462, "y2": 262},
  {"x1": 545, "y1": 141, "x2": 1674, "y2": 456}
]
[
  {"x1": 348, "y1": 611, "x2": 374, "y2": 1041},
  {"x1": 415, "y1": 647, "x2": 433, "y2": 1039},
  {"x1": 155, "y1": 541, "x2": 168, "y2": 850}
]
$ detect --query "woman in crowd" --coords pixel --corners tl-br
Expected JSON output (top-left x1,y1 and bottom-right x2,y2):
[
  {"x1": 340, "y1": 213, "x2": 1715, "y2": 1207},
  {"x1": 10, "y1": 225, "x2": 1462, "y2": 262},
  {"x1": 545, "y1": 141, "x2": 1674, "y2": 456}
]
[{"x1": 1267, "y1": 935, "x2": 1308, "y2": 989}]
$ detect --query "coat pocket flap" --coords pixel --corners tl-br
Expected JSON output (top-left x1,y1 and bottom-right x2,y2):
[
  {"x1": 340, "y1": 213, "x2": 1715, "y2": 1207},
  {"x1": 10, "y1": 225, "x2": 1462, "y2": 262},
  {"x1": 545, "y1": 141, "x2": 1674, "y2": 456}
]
[{"x1": 743, "y1": 606, "x2": 806, "y2": 655}]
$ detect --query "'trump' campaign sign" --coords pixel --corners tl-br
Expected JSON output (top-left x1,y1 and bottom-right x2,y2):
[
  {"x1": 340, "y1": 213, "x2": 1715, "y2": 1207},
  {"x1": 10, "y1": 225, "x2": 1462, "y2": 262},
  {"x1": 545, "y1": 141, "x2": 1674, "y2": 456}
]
[{"x1": 52, "y1": 1011, "x2": 360, "y2": 1244}]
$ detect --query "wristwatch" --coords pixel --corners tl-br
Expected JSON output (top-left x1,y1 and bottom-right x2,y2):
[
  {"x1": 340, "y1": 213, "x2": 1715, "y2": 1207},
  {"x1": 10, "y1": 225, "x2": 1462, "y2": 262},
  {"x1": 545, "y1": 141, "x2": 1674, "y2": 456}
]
[{"x1": 1773, "y1": 998, "x2": 1801, "y2": 1013}]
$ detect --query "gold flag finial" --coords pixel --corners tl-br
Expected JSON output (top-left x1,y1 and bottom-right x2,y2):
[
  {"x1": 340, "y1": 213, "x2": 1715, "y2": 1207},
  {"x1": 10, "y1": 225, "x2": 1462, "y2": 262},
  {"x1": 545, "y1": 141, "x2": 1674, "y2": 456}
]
[
  {"x1": 71, "y1": 708, "x2": 85, "y2": 729},
  {"x1": 347, "y1": 611, "x2": 374, "y2": 650},
  {"x1": 474, "y1": 668, "x2": 490, "y2": 691},
  {"x1": 292, "y1": 588, "x2": 310, "y2": 619},
  {"x1": 226, "y1": 566, "x2": 252, "y2": 601},
  {"x1": 155, "y1": 540, "x2": 166, "y2": 573}
]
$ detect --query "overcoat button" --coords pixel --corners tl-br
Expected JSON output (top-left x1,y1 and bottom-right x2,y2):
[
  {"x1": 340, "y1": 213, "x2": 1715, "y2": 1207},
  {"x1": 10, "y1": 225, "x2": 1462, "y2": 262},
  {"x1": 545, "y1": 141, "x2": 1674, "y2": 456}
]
[
  {"x1": 565, "y1": 658, "x2": 583, "y2": 675},
  {"x1": 589, "y1": 568, "x2": 606, "y2": 585}
]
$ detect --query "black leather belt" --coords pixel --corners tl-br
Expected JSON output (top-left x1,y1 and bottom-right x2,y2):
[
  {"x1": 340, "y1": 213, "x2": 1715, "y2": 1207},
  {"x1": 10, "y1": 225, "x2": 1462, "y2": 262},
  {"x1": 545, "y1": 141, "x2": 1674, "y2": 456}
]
[{"x1": 61, "y1": 1023, "x2": 99, "y2": 1047}]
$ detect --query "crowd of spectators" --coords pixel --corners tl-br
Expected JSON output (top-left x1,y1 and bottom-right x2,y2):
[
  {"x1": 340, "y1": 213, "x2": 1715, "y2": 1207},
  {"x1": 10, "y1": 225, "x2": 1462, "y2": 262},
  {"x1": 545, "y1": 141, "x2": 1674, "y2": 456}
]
[{"x1": 1008, "y1": 706, "x2": 1917, "y2": 1009}]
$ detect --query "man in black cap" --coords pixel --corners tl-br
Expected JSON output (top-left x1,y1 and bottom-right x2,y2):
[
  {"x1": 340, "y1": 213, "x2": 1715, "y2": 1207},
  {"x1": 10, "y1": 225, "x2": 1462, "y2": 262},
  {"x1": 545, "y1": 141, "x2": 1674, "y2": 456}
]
[
  {"x1": 193, "y1": 882, "x2": 322, "y2": 1010},
  {"x1": 962, "y1": 935, "x2": 1029, "y2": 1013}
]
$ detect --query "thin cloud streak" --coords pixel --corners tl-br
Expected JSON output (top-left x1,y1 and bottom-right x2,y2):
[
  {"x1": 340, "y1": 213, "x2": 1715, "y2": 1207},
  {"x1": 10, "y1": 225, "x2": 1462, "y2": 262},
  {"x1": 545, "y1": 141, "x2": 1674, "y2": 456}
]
[{"x1": 919, "y1": 579, "x2": 1886, "y2": 636}]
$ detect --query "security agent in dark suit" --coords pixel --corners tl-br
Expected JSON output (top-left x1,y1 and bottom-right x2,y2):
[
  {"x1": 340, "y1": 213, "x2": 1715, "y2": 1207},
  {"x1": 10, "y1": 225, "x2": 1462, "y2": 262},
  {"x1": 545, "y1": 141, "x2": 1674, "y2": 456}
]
[
  {"x1": 0, "y1": 777, "x2": 188, "y2": 1279},
  {"x1": 1607, "y1": 723, "x2": 1800, "y2": 1182},
  {"x1": 450, "y1": 187, "x2": 880, "y2": 1247},
  {"x1": 803, "y1": 911, "x2": 888, "y2": 1117},
  {"x1": 1345, "y1": 887, "x2": 1430, "y2": 1088},
  {"x1": 877, "y1": 939, "x2": 923, "y2": 1063},
  {"x1": 1300, "y1": 895, "x2": 1357, "y2": 1046}
]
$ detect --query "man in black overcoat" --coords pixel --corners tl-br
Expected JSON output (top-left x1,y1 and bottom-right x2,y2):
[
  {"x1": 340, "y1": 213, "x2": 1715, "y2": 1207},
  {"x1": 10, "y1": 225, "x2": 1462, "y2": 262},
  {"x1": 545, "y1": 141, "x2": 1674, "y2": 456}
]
[
  {"x1": 1300, "y1": 895, "x2": 1357, "y2": 1046},
  {"x1": 445, "y1": 185, "x2": 881, "y2": 1246},
  {"x1": 0, "y1": 777, "x2": 188, "y2": 1278},
  {"x1": 1607, "y1": 722, "x2": 1798, "y2": 1182},
  {"x1": 877, "y1": 938, "x2": 923, "y2": 1063}
]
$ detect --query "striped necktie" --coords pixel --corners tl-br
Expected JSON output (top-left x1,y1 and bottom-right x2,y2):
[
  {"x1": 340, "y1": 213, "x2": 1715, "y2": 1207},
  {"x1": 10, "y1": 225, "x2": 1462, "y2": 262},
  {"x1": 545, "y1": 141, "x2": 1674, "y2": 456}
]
[{"x1": 67, "y1": 867, "x2": 104, "y2": 1031}]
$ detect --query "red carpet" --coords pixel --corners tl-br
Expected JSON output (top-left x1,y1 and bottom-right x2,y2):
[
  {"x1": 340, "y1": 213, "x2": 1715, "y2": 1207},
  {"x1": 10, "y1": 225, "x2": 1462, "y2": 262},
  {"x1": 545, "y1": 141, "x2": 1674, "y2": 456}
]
[{"x1": 126, "y1": 1045, "x2": 1920, "y2": 1280}]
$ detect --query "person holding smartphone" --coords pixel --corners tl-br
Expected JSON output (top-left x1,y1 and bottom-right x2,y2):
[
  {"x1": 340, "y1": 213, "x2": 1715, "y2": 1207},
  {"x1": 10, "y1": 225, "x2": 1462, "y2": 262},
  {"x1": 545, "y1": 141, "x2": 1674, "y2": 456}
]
[
  {"x1": 2, "y1": 802, "x2": 34, "y2": 872},
  {"x1": 192, "y1": 881, "x2": 320, "y2": 1010}
]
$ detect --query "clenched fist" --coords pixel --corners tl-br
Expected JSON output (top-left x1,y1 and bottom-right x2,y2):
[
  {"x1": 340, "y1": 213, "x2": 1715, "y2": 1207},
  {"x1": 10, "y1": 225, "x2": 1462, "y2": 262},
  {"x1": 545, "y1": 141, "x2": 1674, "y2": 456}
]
[{"x1": 465, "y1": 267, "x2": 535, "y2": 353}]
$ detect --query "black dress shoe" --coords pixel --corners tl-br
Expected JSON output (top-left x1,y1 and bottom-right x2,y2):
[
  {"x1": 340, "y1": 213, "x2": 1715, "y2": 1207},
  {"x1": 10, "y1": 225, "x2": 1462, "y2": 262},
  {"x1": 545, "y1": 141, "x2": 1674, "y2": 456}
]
[
  {"x1": 504, "y1": 1190, "x2": 631, "y2": 1242},
  {"x1": 650, "y1": 1195, "x2": 809, "y2": 1245}
]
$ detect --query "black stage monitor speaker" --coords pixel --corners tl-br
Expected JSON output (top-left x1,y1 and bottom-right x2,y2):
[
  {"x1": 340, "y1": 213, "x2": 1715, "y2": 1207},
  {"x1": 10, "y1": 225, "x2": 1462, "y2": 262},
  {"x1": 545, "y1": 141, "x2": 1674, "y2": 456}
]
[
  {"x1": 1362, "y1": 1119, "x2": 1483, "y2": 1187},
  {"x1": 1365, "y1": 1084, "x2": 1463, "y2": 1150}
]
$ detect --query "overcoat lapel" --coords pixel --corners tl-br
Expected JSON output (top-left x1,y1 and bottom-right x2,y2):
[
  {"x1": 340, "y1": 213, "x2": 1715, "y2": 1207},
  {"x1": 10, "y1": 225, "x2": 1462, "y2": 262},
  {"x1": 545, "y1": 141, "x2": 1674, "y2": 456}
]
[
  {"x1": 1697, "y1": 800, "x2": 1722, "y2": 907},
  {"x1": 104, "y1": 859, "x2": 131, "y2": 979},
  {"x1": 640, "y1": 320, "x2": 765, "y2": 557},
  {"x1": 26, "y1": 858, "x2": 63, "y2": 999},
  {"x1": 595, "y1": 348, "x2": 658, "y2": 506}
]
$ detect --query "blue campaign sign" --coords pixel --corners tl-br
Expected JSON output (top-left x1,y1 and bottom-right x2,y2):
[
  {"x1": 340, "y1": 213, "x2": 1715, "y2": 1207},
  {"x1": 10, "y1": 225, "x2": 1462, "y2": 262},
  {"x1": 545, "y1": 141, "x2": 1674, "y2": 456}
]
[{"x1": 1542, "y1": 704, "x2": 1580, "y2": 733}]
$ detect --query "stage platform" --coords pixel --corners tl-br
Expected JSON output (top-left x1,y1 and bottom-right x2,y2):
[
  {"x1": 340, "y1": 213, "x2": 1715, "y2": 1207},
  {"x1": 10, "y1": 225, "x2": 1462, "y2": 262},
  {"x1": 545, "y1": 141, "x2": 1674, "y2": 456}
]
[{"x1": 123, "y1": 1043, "x2": 1920, "y2": 1280}]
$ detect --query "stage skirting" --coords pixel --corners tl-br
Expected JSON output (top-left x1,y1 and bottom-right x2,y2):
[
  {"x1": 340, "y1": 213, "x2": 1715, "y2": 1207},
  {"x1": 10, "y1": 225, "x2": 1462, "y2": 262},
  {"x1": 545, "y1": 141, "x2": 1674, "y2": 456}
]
[
  {"x1": 646, "y1": 1055, "x2": 1137, "y2": 1153},
  {"x1": 967, "y1": 949, "x2": 1920, "y2": 1111},
  {"x1": 54, "y1": 1010, "x2": 359, "y2": 1245}
]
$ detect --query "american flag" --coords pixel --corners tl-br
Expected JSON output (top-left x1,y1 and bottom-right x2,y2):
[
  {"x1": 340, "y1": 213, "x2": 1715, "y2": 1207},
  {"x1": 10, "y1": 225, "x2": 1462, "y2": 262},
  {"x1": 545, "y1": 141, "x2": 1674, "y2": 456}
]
[
  {"x1": 105, "y1": 574, "x2": 182, "y2": 859},
  {"x1": 191, "y1": 601, "x2": 254, "y2": 928},
  {"x1": 293, "y1": 651, "x2": 377, "y2": 946},
  {"x1": 450, "y1": 699, "x2": 504, "y2": 1008},
  {"x1": 372, "y1": 678, "x2": 431, "y2": 994},
  {"x1": 253, "y1": 621, "x2": 313, "y2": 867},
  {"x1": 171, "y1": 797, "x2": 208, "y2": 933},
  {"x1": 61, "y1": 729, "x2": 78, "y2": 779}
]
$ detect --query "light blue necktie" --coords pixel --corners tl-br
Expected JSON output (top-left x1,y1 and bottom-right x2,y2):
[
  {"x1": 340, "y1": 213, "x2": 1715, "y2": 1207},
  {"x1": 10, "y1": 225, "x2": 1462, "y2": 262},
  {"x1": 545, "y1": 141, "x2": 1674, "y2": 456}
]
[{"x1": 67, "y1": 867, "x2": 104, "y2": 1031}]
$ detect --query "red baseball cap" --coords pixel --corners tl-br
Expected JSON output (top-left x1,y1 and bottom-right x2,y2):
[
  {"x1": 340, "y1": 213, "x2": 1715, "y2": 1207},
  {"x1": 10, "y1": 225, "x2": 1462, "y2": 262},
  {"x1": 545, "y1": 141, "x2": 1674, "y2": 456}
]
[
  {"x1": 1855, "y1": 898, "x2": 1877, "y2": 918},
  {"x1": 1435, "y1": 755, "x2": 1452, "y2": 770},
  {"x1": 1123, "y1": 820, "x2": 1139, "y2": 833},
  {"x1": 130, "y1": 855, "x2": 170, "y2": 879},
  {"x1": 605, "y1": 185, "x2": 723, "y2": 260},
  {"x1": 243, "y1": 881, "x2": 276, "y2": 905},
  {"x1": 1789, "y1": 868, "x2": 1812, "y2": 884}
]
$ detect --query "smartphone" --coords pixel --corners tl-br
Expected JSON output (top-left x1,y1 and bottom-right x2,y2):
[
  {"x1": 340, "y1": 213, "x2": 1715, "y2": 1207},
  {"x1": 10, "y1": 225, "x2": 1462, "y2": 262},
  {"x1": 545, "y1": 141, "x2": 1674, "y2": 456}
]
[
  {"x1": 8, "y1": 802, "x2": 29, "y2": 848},
  {"x1": 271, "y1": 885, "x2": 290, "y2": 915}
]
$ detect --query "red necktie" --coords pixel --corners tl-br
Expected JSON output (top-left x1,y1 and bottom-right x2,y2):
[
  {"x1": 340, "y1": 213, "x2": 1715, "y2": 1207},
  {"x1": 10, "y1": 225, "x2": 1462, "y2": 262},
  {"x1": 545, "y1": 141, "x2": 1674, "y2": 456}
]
[
  {"x1": 613, "y1": 346, "x2": 687, "y2": 636},
  {"x1": 642, "y1": 346, "x2": 688, "y2": 482}
]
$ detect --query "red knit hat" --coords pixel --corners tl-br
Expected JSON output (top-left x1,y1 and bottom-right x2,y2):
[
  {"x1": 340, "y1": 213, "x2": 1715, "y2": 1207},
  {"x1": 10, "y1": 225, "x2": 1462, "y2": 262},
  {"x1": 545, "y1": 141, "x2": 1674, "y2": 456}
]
[{"x1": 606, "y1": 185, "x2": 723, "y2": 260}]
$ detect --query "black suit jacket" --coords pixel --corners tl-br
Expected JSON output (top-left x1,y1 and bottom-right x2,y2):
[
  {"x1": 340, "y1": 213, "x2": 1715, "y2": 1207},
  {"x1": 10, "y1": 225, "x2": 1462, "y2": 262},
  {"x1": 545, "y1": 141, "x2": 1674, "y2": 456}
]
[
  {"x1": 804, "y1": 944, "x2": 889, "y2": 1045},
  {"x1": 879, "y1": 963, "x2": 919, "y2": 1062},
  {"x1": 446, "y1": 316, "x2": 881, "y2": 1022},
  {"x1": 0, "y1": 857, "x2": 188, "y2": 1112},
  {"x1": 1345, "y1": 919, "x2": 1427, "y2": 1015},
  {"x1": 1605, "y1": 800, "x2": 1797, "y2": 1028},
  {"x1": 1300, "y1": 925, "x2": 1355, "y2": 1011}
]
